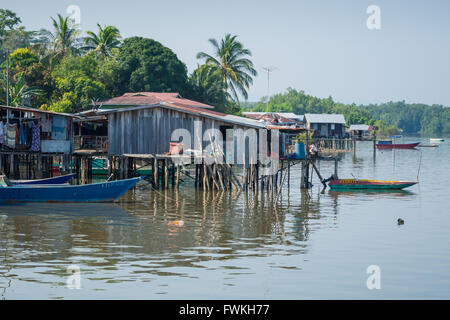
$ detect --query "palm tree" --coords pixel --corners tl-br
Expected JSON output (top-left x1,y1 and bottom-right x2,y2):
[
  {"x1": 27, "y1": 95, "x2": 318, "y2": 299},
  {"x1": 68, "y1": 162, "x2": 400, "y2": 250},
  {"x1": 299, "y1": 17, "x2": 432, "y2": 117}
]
[
  {"x1": 197, "y1": 34, "x2": 257, "y2": 106},
  {"x1": 83, "y1": 24, "x2": 121, "y2": 58},
  {"x1": 48, "y1": 14, "x2": 80, "y2": 58},
  {"x1": 189, "y1": 64, "x2": 229, "y2": 109},
  {"x1": 8, "y1": 73, "x2": 43, "y2": 106}
]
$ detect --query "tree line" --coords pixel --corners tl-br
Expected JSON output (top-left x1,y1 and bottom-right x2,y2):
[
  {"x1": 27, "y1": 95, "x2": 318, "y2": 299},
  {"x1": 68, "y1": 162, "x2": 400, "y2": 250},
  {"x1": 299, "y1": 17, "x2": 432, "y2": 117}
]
[
  {"x1": 248, "y1": 88, "x2": 449, "y2": 137},
  {"x1": 0, "y1": 9, "x2": 256, "y2": 114}
]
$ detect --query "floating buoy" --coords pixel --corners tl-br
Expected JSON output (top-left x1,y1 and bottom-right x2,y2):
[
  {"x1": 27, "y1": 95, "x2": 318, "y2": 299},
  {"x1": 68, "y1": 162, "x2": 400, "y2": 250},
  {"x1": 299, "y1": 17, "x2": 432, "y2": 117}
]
[{"x1": 168, "y1": 220, "x2": 184, "y2": 227}]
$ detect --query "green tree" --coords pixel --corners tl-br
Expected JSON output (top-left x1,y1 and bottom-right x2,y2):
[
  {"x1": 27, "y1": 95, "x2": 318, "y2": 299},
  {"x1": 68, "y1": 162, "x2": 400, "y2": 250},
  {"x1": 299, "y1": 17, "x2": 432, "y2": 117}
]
[
  {"x1": 51, "y1": 54, "x2": 107, "y2": 111},
  {"x1": 186, "y1": 64, "x2": 228, "y2": 112},
  {"x1": 83, "y1": 24, "x2": 121, "y2": 59},
  {"x1": 7, "y1": 73, "x2": 43, "y2": 106},
  {"x1": 48, "y1": 14, "x2": 81, "y2": 58},
  {"x1": 111, "y1": 37, "x2": 188, "y2": 95},
  {"x1": 9, "y1": 47, "x2": 39, "y2": 70},
  {"x1": 0, "y1": 9, "x2": 21, "y2": 53},
  {"x1": 197, "y1": 34, "x2": 257, "y2": 106},
  {"x1": 0, "y1": 9, "x2": 21, "y2": 35}
]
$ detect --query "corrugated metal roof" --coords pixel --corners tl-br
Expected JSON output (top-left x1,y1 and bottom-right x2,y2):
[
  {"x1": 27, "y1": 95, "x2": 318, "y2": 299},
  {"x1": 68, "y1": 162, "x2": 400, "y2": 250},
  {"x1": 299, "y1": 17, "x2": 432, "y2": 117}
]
[
  {"x1": 349, "y1": 124, "x2": 370, "y2": 131},
  {"x1": 99, "y1": 92, "x2": 215, "y2": 109},
  {"x1": 0, "y1": 105, "x2": 77, "y2": 118},
  {"x1": 243, "y1": 112, "x2": 304, "y2": 121},
  {"x1": 304, "y1": 113, "x2": 346, "y2": 124}
]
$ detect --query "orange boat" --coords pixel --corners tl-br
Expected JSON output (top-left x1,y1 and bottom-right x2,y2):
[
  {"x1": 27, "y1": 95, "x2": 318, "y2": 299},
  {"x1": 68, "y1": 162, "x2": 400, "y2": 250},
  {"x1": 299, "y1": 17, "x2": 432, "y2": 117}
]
[{"x1": 328, "y1": 179, "x2": 417, "y2": 190}]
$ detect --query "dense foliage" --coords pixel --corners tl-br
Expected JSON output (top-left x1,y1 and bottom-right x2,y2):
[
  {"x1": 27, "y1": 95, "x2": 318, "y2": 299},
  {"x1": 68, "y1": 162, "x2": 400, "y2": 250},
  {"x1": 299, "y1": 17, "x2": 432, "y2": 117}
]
[
  {"x1": 109, "y1": 37, "x2": 188, "y2": 96},
  {"x1": 0, "y1": 9, "x2": 253, "y2": 115},
  {"x1": 249, "y1": 89, "x2": 392, "y2": 137},
  {"x1": 362, "y1": 101, "x2": 450, "y2": 137}
]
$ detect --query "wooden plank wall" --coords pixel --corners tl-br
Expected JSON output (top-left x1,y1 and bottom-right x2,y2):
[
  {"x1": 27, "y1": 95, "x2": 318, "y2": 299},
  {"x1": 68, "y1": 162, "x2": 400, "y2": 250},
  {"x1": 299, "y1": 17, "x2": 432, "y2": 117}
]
[{"x1": 108, "y1": 107, "x2": 249, "y2": 156}]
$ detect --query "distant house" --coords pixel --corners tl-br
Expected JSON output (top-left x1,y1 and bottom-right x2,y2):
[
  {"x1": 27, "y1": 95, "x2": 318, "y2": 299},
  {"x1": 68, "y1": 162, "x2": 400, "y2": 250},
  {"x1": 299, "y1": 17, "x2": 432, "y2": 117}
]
[
  {"x1": 304, "y1": 114, "x2": 346, "y2": 138},
  {"x1": 348, "y1": 124, "x2": 373, "y2": 139}
]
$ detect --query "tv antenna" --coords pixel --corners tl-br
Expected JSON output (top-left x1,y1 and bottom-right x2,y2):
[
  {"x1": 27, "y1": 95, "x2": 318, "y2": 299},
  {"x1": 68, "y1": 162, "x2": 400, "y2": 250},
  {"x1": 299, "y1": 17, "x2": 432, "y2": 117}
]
[{"x1": 262, "y1": 66, "x2": 276, "y2": 109}]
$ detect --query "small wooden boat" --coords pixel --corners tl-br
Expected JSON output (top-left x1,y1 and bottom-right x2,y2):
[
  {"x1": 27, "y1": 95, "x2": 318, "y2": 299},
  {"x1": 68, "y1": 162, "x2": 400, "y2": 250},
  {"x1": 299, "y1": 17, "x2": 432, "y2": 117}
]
[
  {"x1": 0, "y1": 176, "x2": 143, "y2": 203},
  {"x1": 376, "y1": 140, "x2": 420, "y2": 149},
  {"x1": 328, "y1": 179, "x2": 417, "y2": 190},
  {"x1": 9, "y1": 173, "x2": 76, "y2": 185},
  {"x1": 430, "y1": 138, "x2": 444, "y2": 142}
]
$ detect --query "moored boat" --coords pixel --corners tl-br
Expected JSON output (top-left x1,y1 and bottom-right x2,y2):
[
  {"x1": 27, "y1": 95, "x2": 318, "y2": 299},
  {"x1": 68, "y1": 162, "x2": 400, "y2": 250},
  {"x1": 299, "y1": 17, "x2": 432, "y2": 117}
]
[
  {"x1": 0, "y1": 176, "x2": 143, "y2": 203},
  {"x1": 328, "y1": 179, "x2": 417, "y2": 190},
  {"x1": 430, "y1": 138, "x2": 445, "y2": 142},
  {"x1": 9, "y1": 173, "x2": 76, "y2": 185},
  {"x1": 376, "y1": 140, "x2": 420, "y2": 149}
]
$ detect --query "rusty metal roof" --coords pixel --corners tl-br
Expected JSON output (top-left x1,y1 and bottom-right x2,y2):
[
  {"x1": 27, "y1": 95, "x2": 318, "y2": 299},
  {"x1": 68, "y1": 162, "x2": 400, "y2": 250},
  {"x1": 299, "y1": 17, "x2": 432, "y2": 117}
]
[{"x1": 98, "y1": 92, "x2": 215, "y2": 109}]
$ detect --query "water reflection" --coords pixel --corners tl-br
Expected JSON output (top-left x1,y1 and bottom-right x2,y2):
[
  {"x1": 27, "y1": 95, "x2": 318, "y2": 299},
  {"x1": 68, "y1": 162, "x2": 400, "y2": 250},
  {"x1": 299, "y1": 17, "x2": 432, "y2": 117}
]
[
  {"x1": 1, "y1": 138, "x2": 448, "y2": 298},
  {"x1": 1, "y1": 186, "x2": 329, "y2": 298}
]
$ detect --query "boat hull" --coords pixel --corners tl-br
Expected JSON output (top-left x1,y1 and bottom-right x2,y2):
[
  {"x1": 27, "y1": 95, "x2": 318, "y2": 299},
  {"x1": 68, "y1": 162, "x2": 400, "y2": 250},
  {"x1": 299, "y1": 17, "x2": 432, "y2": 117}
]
[
  {"x1": 10, "y1": 173, "x2": 76, "y2": 185},
  {"x1": 329, "y1": 179, "x2": 417, "y2": 190},
  {"x1": 0, "y1": 177, "x2": 143, "y2": 203},
  {"x1": 376, "y1": 142, "x2": 420, "y2": 149}
]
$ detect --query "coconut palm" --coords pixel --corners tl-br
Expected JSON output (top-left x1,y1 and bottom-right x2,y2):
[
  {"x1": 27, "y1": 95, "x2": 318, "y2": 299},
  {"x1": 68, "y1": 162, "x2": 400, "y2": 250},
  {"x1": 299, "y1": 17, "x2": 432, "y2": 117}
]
[
  {"x1": 48, "y1": 14, "x2": 81, "y2": 58},
  {"x1": 83, "y1": 24, "x2": 121, "y2": 58},
  {"x1": 8, "y1": 73, "x2": 43, "y2": 106},
  {"x1": 196, "y1": 34, "x2": 257, "y2": 106},
  {"x1": 189, "y1": 64, "x2": 229, "y2": 108}
]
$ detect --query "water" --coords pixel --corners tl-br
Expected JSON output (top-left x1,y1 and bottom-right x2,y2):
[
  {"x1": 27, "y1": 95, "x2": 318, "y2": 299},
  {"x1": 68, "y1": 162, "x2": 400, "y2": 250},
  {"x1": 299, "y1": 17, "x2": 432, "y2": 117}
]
[{"x1": 1, "y1": 137, "x2": 449, "y2": 299}]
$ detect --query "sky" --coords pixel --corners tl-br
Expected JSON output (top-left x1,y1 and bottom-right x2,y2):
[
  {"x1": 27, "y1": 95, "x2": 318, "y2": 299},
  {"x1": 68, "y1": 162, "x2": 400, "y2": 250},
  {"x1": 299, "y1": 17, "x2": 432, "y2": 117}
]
[{"x1": 4, "y1": 0, "x2": 450, "y2": 106}]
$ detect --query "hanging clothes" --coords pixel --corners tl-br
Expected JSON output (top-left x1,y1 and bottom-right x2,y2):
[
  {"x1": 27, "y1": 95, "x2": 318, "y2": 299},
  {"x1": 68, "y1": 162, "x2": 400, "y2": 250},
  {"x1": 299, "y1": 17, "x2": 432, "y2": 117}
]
[
  {"x1": 24, "y1": 122, "x2": 33, "y2": 148},
  {"x1": 20, "y1": 122, "x2": 26, "y2": 146},
  {"x1": 31, "y1": 120, "x2": 41, "y2": 152},
  {"x1": 6, "y1": 123, "x2": 17, "y2": 148},
  {"x1": 0, "y1": 122, "x2": 5, "y2": 145},
  {"x1": 15, "y1": 124, "x2": 20, "y2": 146}
]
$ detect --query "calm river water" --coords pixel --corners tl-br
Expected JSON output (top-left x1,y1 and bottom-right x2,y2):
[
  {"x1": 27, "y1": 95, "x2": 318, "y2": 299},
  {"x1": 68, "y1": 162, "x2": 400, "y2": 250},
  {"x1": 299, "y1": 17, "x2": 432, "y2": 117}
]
[{"x1": 1, "y1": 137, "x2": 449, "y2": 299}]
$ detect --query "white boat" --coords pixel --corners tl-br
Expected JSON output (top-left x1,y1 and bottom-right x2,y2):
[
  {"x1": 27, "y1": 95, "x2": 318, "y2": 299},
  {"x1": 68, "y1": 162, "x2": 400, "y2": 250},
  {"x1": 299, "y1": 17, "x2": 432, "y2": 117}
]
[{"x1": 430, "y1": 138, "x2": 445, "y2": 142}]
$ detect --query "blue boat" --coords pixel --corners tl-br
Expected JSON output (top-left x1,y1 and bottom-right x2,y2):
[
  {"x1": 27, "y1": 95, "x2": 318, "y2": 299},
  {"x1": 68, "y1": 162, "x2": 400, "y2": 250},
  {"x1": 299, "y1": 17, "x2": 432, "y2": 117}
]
[
  {"x1": 10, "y1": 173, "x2": 76, "y2": 185},
  {"x1": 0, "y1": 176, "x2": 143, "y2": 203}
]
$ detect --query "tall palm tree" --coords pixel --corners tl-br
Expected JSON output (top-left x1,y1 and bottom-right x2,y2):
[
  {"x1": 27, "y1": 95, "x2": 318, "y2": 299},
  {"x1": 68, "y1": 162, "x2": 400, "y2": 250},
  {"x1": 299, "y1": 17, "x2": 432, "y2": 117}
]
[
  {"x1": 8, "y1": 73, "x2": 43, "y2": 106},
  {"x1": 48, "y1": 14, "x2": 80, "y2": 58},
  {"x1": 189, "y1": 64, "x2": 229, "y2": 107},
  {"x1": 197, "y1": 34, "x2": 257, "y2": 106},
  {"x1": 83, "y1": 24, "x2": 121, "y2": 58}
]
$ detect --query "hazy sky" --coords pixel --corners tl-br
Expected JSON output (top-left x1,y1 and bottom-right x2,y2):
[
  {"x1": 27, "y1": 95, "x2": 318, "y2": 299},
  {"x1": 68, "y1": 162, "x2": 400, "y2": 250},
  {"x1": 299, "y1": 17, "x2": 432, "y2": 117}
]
[{"x1": 5, "y1": 0, "x2": 450, "y2": 106}]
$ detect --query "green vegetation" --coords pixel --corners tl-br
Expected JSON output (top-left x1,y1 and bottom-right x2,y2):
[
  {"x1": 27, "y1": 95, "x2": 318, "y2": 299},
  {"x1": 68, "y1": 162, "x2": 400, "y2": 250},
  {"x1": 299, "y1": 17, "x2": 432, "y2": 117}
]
[
  {"x1": 0, "y1": 9, "x2": 448, "y2": 136},
  {"x1": 249, "y1": 88, "x2": 448, "y2": 137},
  {"x1": 197, "y1": 34, "x2": 257, "y2": 110},
  {"x1": 109, "y1": 37, "x2": 188, "y2": 96},
  {"x1": 362, "y1": 101, "x2": 450, "y2": 137},
  {"x1": 0, "y1": 9, "x2": 255, "y2": 115},
  {"x1": 82, "y1": 24, "x2": 121, "y2": 59}
]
